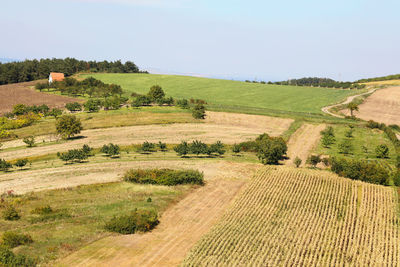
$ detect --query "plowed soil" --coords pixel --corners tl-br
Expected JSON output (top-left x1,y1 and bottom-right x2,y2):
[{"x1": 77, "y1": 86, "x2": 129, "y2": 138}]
[{"x1": 0, "y1": 81, "x2": 79, "y2": 115}]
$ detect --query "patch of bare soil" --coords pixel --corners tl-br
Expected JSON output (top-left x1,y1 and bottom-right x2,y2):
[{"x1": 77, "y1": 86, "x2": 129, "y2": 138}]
[
  {"x1": 341, "y1": 86, "x2": 400, "y2": 125},
  {"x1": 1, "y1": 115, "x2": 292, "y2": 160},
  {"x1": 0, "y1": 81, "x2": 80, "y2": 115},
  {"x1": 49, "y1": 161, "x2": 259, "y2": 267},
  {"x1": 285, "y1": 124, "x2": 325, "y2": 166}
]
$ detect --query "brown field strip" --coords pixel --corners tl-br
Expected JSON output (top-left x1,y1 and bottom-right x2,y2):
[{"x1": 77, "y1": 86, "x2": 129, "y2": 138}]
[
  {"x1": 285, "y1": 123, "x2": 325, "y2": 166},
  {"x1": 341, "y1": 86, "x2": 400, "y2": 125},
  {"x1": 57, "y1": 162, "x2": 259, "y2": 267},
  {"x1": 0, "y1": 81, "x2": 80, "y2": 115},
  {"x1": 183, "y1": 166, "x2": 400, "y2": 266}
]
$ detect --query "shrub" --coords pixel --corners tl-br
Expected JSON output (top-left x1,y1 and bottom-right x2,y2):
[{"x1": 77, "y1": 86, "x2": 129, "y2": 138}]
[
  {"x1": 294, "y1": 157, "x2": 302, "y2": 168},
  {"x1": 0, "y1": 246, "x2": 35, "y2": 267},
  {"x1": 306, "y1": 154, "x2": 321, "y2": 167},
  {"x1": 105, "y1": 209, "x2": 159, "y2": 234},
  {"x1": 56, "y1": 115, "x2": 82, "y2": 139},
  {"x1": 23, "y1": 136, "x2": 35, "y2": 147},
  {"x1": 2, "y1": 206, "x2": 20, "y2": 221},
  {"x1": 232, "y1": 143, "x2": 241, "y2": 154},
  {"x1": 174, "y1": 141, "x2": 189, "y2": 157},
  {"x1": 157, "y1": 141, "x2": 167, "y2": 152},
  {"x1": 0, "y1": 159, "x2": 12, "y2": 172},
  {"x1": 65, "y1": 102, "x2": 82, "y2": 112},
  {"x1": 48, "y1": 108, "x2": 62, "y2": 118},
  {"x1": 84, "y1": 99, "x2": 102, "y2": 112},
  {"x1": 338, "y1": 139, "x2": 353, "y2": 154},
  {"x1": 138, "y1": 142, "x2": 155, "y2": 153},
  {"x1": 1, "y1": 232, "x2": 33, "y2": 248},
  {"x1": 190, "y1": 140, "x2": 209, "y2": 156},
  {"x1": 31, "y1": 205, "x2": 52, "y2": 215},
  {"x1": 100, "y1": 143, "x2": 120, "y2": 157},
  {"x1": 209, "y1": 141, "x2": 226, "y2": 156},
  {"x1": 344, "y1": 128, "x2": 354, "y2": 138},
  {"x1": 14, "y1": 159, "x2": 29, "y2": 169},
  {"x1": 148, "y1": 85, "x2": 165, "y2": 102},
  {"x1": 192, "y1": 104, "x2": 206, "y2": 119},
  {"x1": 57, "y1": 145, "x2": 90, "y2": 163},
  {"x1": 123, "y1": 169, "x2": 204, "y2": 186},
  {"x1": 330, "y1": 157, "x2": 389, "y2": 185},
  {"x1": 376, "y1": 144, "x2": 389, "y2": 158},
  {"x1": 176, "y1": 99, "x2": 189, "y2": 109},
  {"x1": 393, "y1": 171, "x2": 400, "y2": 186}
]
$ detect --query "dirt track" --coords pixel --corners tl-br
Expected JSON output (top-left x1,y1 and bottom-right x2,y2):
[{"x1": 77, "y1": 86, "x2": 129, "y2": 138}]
[
  {"x1": 0, "y1": 81, "x2": 79, "y2": 115},
  {"x1": 0, "y1": 112, "x2": 292, "y2": 161},
  {"x1": 341, "y1": 86, "x2": 400, "y2": 125},
  {"x1": 285, "y1": 124, "x2": 325, "y2": 166},
  {"x1": 55, "y1": 161, "x2": 259, "y2": 267}
]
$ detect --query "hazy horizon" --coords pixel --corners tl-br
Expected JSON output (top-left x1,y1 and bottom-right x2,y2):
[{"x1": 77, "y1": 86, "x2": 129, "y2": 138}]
[{"x1": 1, "y1": 0, "x2": 399, "y2": 81}]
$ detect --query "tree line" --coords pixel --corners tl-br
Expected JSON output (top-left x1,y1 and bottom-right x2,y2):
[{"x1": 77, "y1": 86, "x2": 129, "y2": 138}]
[
  {"x1": 0, "y1": 58, "x2": 144, "y2": 85},
  {"x1": 356, "y1": 73, "x2": 400, "y2": 83},
  {"x1": 273, "y1": 77, "x2": 366, "y2": 89}
]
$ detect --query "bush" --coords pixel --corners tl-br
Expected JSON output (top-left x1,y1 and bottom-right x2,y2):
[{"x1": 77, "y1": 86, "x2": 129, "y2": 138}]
[
  {"x1": 100, "y1": 143, "x2": 120, "y2": 157},
  {"x1": 338, "y1": 139, "x2": 353, "y2": 154},
  {"x1": 48, "y1": 108, "x2": 63, "y2": 118},
  {"x1": 23, "y1": 136, "x2": 35, "y2": 147},
  {"x1": 2, "y1": 206, "x2": 20, "y2": 221},
  {"x1": 393, "y1": 171, "x2": 400, "y2": 186},
  {"x1": 256, "y1": 134, "x2": 287, "y2": 165},
  {"x1": 232, "y1": 143, "x2": 241, "y2": 154},
  {"x1": 330, "y1": 157, "x2": 389, "y2": 185},
  {"x1": 294, "y1": 157, "x2": 302, "y2": 168},
  {"x1": 1, "y1": 232, "x2": 33, "y2": 248},
  {"x1": 157, "y1": 141, "x2": 167, "y2": 152},
  {"x1": 123, "y1": 169, "x2": 204, "y2": 186},
  {"x1": 147, "y1": 85, "x2": 165, "y2": 102},
  {"x1": 138, "y1": 142, "x2": 155, "y2": 153},
  {"x1": 0, "y1": 159, "x2": 12, "y2": 172},
  {"x1": 57, "y1": 148, "x2": 89, "y2": 164},
  {"x1": 31, "y1": 205, "x2": 52, "y2": 215},
  {"x1": 105, "y1": 209, "x2": 159, "y2": 234},
  {"x1": 84, "y1": 99, "x2": 102, "y2": 112},
  {"x1": 65, "y1": 102, "x2": 82, "y2": 112},
  {"x1": 0, "y1": 246, "x2": 36, "y2": 267},
  {"x1": 174, "y1": 141, "x2": 189, "y2": 157},
  {"x1": 176, "y1": 99, "x2": 189, "y2": 109},
  {"x1": 192, "y1": 104, "x2": 206, "y2": 119},
  {"x1": 376, "y1": 144, "x2": 389, "y2": 158},
  {"x1": 14, "y1": 159, "x2": 29, "y2": 169},
  {"x1": 306, "y1": 154, "x2": 321, "y2": 167}
]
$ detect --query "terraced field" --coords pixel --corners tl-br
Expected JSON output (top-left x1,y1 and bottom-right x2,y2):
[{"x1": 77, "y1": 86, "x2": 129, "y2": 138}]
[{"x1": 183, "y1": 167, "x2": 400, "y2": 266}]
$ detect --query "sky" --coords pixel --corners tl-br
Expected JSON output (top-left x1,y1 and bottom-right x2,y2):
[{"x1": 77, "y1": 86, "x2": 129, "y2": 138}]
[{"x1": 1, "y1": 0, "x2": 399, "y2": 81}]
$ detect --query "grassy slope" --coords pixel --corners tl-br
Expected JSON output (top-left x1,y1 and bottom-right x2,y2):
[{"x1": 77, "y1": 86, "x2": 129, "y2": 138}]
[
  {"x1": 0, "y1": 182, "x2": 191, "y2": 264},
  {"x1": 314, "y1": 125, "x2": 397, "y2": 167},
  {"x1": 79, "y1": 73, "x2": 361, "y2": 116}
]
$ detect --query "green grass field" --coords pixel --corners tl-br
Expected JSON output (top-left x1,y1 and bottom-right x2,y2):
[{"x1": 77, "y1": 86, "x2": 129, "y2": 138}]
[{"x1": 79, "y1": 73, "x2": 363, "y2": 116}]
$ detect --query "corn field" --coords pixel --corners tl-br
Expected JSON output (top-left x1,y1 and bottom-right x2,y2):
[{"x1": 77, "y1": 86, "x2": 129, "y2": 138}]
[{"x1": 183, "y1": 166, "x2": 400, "y2": 266}]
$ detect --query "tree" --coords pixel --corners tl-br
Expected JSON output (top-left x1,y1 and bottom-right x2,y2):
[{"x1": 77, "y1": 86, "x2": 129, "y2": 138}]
[
  {"x1": 0, "y1": 159, "x2": 12, "y2": 172},
  {"x1": 48, "y1": 108, "x2": 62, "y2": 118},
  {"x1": 192, "y1": 103, "x2": 206, "y2": 119},
  {"x1": 338, "y1": 139, "x2": 353, "y2": 154},
  {"x1": 84, "y1": 99, "x2": 102, "y2": 112},
  {"x1": 138, "y1": 142, "x2": 155, "y2": 154},
  {"x1": 347, "y1": 103, "x2": 359, "y2": 117},
  {"x1": 376, "y1": 144, "x2": 389, "y2": 158},
  {"x1": 256, "y1": 134, "x2": 287, "y2": 165},
  {"x1": 56, "y1": 115, "x2": 83, "y2": 139},
  {"x1": 148, "y1": 85, "x2": 165, "y2": 102},
  {"x1": 190, "y1": 140, "x2": 208, "y2": 156},
  {"x1": 23, "y1": 136, "x2": 35, "y2": 147},
  {"x1": 174, "y1": 141, "x2": 189, "y2": 157},
  {"x1": 321, "y1": 134, "x2": 335, "y2": 148},
  {"x1": 345, "y1": 128, "x2": 354, "y2": 138},
  {"x1": 209, "y1": 141, "x2": 225, "y2": 156},
  {"x1": 158, "y1": 141, "x2": 167, "y2": 152},
  {"x1": 14, "y1": 159, "x2": 28, "y2": 169},
  {"x1": 176, "y1": 99, "x2": 189, "y2": 109},
  {"x1": 306, "y1": 154, "x2": 321, "y2": 167},
  {"x1": 101, "y1": 143, "x2": 120, "y2": 157},
  {"x1": 294, "y1": 156, "x2": 302, "y2": 168},
  {"x1": 65, "y1": 102, "x2": 82, "y2": 112}
]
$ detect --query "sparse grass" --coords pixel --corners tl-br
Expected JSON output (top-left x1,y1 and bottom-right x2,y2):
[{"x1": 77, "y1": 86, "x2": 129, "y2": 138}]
[
  {"x1": 0, "y1": 182, "x2": 193, "y2": 264},
  {"x1": 9, "y1": 107, "x2": 195, "y2": 139},
  {"x1": 79, "y1": 73, "x2": 363, "y2": 116},
  {"x1": 314, "y1": 125, "x2": 397, "y2": 166}
]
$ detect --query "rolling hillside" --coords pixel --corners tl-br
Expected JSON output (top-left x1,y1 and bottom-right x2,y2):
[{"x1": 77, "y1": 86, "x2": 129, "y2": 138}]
[{"x1": 80, "y1": 73, "x2": 362, "y2": 116}]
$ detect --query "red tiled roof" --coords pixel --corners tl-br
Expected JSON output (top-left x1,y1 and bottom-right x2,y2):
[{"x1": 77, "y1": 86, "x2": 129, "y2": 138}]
[{"x1": 50, "y1": 72, "x2": 65, "y2": 81}]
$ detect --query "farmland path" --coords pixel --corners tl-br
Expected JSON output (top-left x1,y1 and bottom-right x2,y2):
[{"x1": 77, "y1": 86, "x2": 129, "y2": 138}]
[
  {"x1": 58, "y1": 163, "x2": 259, "y2": 267},
  {"x1": 321, "y1": 88, "x2": 377, "y2": 118},
  {"x1": 285, "y1": 124, "x2": 325, "y2": 166}
]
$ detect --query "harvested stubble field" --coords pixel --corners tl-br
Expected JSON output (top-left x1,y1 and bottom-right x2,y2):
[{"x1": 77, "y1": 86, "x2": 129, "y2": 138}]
[
  {"x1": 341, "y1": 86, "x2": 400, "y2": 125},
  {"x1": 0, "y1": 81, "x2": 79, "y2": 115},
  {"x1": 0, "y1": 111, "x2": 292, "y2": 161},
  {"x1": 183, "y1": 166, "x2": 400, "y2": 266}
]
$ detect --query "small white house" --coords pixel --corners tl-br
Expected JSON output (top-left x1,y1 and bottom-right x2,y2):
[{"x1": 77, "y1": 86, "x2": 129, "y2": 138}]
[{"x1": 49, "y1": 72, "x2": 65, "y2": 84}]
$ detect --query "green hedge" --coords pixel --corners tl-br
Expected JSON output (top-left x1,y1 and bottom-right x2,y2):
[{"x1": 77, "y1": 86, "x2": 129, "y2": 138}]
[
  {"x1": 123, "y1": 169, "x2": 204, "y2": 186},
  {"x1": 105, "y1": 209, "x2": 159, "y2": 234}
]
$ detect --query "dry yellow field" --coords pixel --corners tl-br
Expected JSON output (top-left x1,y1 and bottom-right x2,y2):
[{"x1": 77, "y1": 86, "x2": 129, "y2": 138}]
[{"x1": 183, "y1": 166, "x2": 400, "y2": 266}]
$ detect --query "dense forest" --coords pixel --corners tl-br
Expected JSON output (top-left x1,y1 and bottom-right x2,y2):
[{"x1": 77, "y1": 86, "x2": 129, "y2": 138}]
[
  {"x1": 274, "y1": 77, "x2": 365, "y2": 89},
  {"x1": 0, "y1": 58, "x2": 144, "y2": 85},
  {"x1": 356, "y1": 74, "x2": 400, "y2": 83}
]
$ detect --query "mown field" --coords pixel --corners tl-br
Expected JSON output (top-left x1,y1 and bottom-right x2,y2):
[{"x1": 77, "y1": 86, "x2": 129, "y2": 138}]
[
  {"x1": 183, "y1": 166, "x2": 400, "y2": 266},
  {"x1": 79, "y1": 73, "x2": 362, "y2": 116}
]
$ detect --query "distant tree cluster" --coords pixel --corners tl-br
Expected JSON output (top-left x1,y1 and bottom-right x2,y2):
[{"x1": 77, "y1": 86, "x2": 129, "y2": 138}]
[
  {"x1": 57, "y1": 145, "x2": 93, "y2": 164},
  {"x1": 131, "y1": 85, "x2": 174, "y2": 107},
  {"x1": 174, "y1": 140, "x2": 225, "y2": 157},
  {"x1": 0, "y1": 58, "x2": 143, "y2": 85},
  {"x1": 274, "y1": 77, "x2": 366, "y2": 89},
  {"x1": 356, "y1": 73, "x2": 400, "y2": 83}
]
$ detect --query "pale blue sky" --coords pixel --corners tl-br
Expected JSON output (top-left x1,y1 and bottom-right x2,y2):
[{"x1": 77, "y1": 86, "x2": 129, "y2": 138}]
[{"x1": 1, "y1": 0, "x2": 399, "y2": 81}]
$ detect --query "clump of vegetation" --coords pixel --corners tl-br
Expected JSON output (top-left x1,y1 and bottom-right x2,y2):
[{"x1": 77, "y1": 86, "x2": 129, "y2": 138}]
[
  {"x1": 376, "y1": 144, "x2": 390, "y2": 158},
  {"x1": 157, "y1": 141, "x2": 167, "y2": 152},
  {"x1": 255, "y1": 134, "x2": 287, "y2": 165},
  {"x1": 104, "y1": 209, "x2": 159, "y2": 235},
  {"x1": 330, "y1": 157, "x2": 389, "y2": 185},
  {"x1": 57, "y1": 145, "x2": 92, "y2": 164},
  {"x1": 176, "y1": 99, "x2": 189, "y2": 109},
  {"x1": 101, "y1": 143, "x2": 120, "y2": 157},
  {"x1": 0, "y1": 246, "x2": 36, "y2": 267},
  {"x1": 0, "y1": 159, "x2": 12, "y2": 172},
  {"x1": 232, "y1": 143, "x2": 241, "y2": 156},
  {"x1": 1, "y1": 231, "x2": 33, "y2": 248},
  {"x1": 320, "y1": 126, "x2": 335, "y2": 148},
  {"x1": 84, "y1": 99, "x2": 103, "y2": 112},
  {"x1": 138, "y1": 141, "x2": 156, "y2": 154},
  {"x1": 174, "y1": 140, "x2": 225, "y2": 157},
  {"x1": 192, "y1": 103, "x2": 206, "y2": 119},
  {"x1": 294, "y1": 156, "x2": 302, "y2": 168},
  {"x1": 338, "y1": 139, "x2": 353, "y2": 155},
  {"x1": 2, "y1": 205, "x2": 20, "y2": 221},
  {"x1": 31, "y1": 205, "x2": 53, "y2": 215},
  {"x1": 123, "y1": 169, "x2": 204, "y2": 186},
  {"x1": 307, "y1": 154, "x2": 321, "y2": 168},
  {"x1": 15, "y1": 159, "x2": 29, "y2": 169},
  {"x1": 65, "y1": 102, "x2": 82, "y2": 112},
  {"x1": 23, "y1": 136, "x2": 35, "y2": 147},
  {"x1": 56, "y1": 115, "x2": 83, "y2": 139}
]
